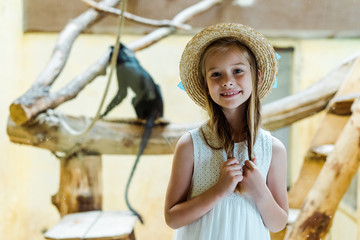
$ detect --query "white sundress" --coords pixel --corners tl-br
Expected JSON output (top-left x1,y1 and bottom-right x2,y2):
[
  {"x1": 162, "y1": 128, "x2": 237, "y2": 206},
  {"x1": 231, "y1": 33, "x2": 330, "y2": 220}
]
[{"x1": 174, "y1": 123, "x2": 272, "y2": 240}]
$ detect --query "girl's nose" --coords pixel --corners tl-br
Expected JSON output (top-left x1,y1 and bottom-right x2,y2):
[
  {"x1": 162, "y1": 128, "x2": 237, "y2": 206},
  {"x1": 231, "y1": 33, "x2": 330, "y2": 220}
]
[{"x1": 222, "y1": 74, "x2": 234, "y2": 87}]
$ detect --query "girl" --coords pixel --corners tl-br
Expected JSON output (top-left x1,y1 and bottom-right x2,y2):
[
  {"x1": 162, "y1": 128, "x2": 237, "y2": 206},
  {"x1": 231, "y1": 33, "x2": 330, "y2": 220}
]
[{"x1": 165, "y1": 23, "x2": 288, "y2": 240}]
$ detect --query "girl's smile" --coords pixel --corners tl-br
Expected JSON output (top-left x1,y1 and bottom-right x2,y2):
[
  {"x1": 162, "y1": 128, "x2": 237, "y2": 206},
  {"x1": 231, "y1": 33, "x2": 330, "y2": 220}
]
[
  {"x1": 204, "y1": 46, "x2": 253, "y2": 111},
  {"x1": 220, "y1": 90, "x2": 242, "y2": 97}
]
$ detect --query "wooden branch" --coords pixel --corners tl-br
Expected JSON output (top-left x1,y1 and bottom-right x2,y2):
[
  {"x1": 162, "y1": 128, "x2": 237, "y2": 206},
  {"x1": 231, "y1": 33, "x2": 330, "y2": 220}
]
[
  {"x1": 287, "y1": 57, "x2": 360, "y2": 212},
  {"x1": 81, "y1": 0, "x2": 191, "y2": 30},
  {"x1": 35, "y1": 0, "x2": 120, "y2": 89},
  {"x1": 9, "y1": 0, "x2": 121, "y2": 125},
  {"x1": 284, "y1": 99, "x2": 360, "y2": 240},
  {"x1": 6, "y1": 112, "x2": 201, "y2": 155},
  {"x1": 9, "y1": 0, "x2": 221, "y2": 125},
  {"x1": 262, "y1": 55, "x2": 357, "y2": 131},
  {"x1": 10, "y1": 51, "x2": 110, "y2": 125}
]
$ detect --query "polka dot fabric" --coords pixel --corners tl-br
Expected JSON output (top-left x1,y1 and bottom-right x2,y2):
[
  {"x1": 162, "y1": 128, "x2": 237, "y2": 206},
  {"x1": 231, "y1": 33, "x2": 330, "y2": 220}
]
[{"x1": 175, "y1": 122, "x2": 272, "y2": 240}]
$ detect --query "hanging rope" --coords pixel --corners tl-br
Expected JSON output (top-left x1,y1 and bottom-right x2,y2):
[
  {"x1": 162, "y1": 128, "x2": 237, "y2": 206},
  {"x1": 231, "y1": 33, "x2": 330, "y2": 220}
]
[{"x1": 54, "y1": 0, "x2": 128, "y2": 160}]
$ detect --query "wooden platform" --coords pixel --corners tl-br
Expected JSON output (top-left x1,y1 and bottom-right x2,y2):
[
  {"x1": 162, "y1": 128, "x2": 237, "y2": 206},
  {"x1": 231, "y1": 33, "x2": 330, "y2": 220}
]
[{"x1": 44, "y1": 211, "x2": 138, "y2": 240}]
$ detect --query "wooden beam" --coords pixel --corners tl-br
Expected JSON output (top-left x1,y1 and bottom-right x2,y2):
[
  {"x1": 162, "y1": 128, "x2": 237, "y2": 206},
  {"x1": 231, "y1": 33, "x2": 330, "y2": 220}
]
[
  {"x1": 4, "y1": 101, "x2": 339, "y2": 156},
  {"x1": 287, "y1": 152, "x2": 326, "y2": 209},
  {"x1": 6, "y1": 113, "x2": 200, "y2": 155},
  {"x1": 287, "y1": 57, "x2": 360, "y2": 211},
  {"x1": 284, "y1": 99, "x2": 360, "y2": 240},
  {"x1": 261, "y1": 55, "x2": 356, "y2": 131}
]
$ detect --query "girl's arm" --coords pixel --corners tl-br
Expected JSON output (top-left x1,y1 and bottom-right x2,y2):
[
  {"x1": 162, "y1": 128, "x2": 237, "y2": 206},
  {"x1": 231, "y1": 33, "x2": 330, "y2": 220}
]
[
  {"x1": 241, "y1": 136, "x2": 289, "y2": 232},
  {"x1": 164, "y1": 132, "x2": 243, "y2": 229}
]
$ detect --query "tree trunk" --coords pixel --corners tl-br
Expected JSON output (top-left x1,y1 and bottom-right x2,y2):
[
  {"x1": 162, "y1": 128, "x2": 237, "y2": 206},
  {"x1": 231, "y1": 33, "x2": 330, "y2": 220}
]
[
  {"x1": 52, "y1": 151, "x2": 102, "y2": 216},
  {"x1": 284, "y1": 99, "x2": 360, "y2": 240}
]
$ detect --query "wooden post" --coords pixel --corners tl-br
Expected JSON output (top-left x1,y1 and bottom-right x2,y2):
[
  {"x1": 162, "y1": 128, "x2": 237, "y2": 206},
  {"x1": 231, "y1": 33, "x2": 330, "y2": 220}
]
[
  {"x1": 52, "y1": 151, "x2": 102, "y2": 216},
  {"x1": 284, "y1": 99, "x2": 360, "y2": 240}
]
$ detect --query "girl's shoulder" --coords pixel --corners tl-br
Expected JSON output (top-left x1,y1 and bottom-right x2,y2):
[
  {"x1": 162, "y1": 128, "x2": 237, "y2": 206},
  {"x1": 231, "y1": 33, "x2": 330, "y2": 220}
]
[
  {"x1": 173, "y1": 132, "x2": 195, "y2": 170},
  {"x1": 176, "y1": 121, "x2": 211, "y2": 154},
  {"x1": 176, "y1": 132, "x2": 194, "y2": 153},
  {"x1": 270, "y1": 135, "x2": 287, "y2": 156},
  {"x1": 268, "y1": 135, "x2": 287, "y2": 170}
]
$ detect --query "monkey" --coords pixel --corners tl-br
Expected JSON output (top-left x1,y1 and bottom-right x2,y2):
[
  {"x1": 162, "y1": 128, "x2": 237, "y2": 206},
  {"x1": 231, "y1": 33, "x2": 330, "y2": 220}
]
[
  {"x1": 101, "y1": 43, "x2": 163, "y2": 224},
  {"x1": 101, "y1": 44, "x2": 163, "y2": 119}
]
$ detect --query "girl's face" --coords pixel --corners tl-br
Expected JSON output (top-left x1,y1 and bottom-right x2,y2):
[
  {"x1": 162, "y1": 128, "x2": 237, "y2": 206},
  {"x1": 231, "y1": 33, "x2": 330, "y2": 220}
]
[{"x1": 204, "y1": 45, "x2": 253, "y2": 112}]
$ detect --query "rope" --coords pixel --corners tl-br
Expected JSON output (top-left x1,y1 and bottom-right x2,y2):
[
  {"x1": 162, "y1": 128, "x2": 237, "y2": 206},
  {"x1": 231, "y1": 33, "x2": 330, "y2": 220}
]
[{"x1": 55, "y1": 0, "x2": 128, "y2": 160}]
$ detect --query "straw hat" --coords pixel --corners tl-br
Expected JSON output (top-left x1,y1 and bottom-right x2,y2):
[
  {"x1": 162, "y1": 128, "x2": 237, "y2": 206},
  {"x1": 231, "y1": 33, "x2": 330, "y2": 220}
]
[{"x1": 180, "y1": 23, "x2": 278, "y2": 109}]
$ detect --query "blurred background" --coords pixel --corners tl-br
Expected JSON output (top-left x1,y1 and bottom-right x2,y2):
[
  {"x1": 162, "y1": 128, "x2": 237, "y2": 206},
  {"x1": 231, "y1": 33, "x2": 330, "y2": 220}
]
[{"x1": 1, "y1": 0, "x2": 360, "y2": 239}]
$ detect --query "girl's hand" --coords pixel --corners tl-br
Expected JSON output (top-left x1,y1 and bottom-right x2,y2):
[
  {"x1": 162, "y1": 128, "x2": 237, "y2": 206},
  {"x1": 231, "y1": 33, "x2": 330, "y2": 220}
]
[
  {"x1": 240, "y1": 159, "x2": 267, "y2": 199},
  {"x1": 215, "y1": 157, "x2": 243, "y2": 198}
]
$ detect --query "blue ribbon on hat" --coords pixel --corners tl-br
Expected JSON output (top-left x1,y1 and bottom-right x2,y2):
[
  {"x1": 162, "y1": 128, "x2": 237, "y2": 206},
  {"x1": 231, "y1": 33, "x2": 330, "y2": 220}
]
[
  {"x1": 273, "y1": 52, "x2": 281, "y2": 88},
  {"x1": 177, "y1": 81, "x2": 185, "y2": 91},
  {"x1": 178, "y1": 52, "x2": 281, "y2": 90}
]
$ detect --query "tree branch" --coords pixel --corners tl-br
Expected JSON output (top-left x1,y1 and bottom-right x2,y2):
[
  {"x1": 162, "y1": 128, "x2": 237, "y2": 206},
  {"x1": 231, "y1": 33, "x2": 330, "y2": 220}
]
[
  {"x1": 81, "y1": 0, "x2": 191, "y2": 30},
  {"x1": 27, "y1": 0, "x2": 120, "y2": 94}
]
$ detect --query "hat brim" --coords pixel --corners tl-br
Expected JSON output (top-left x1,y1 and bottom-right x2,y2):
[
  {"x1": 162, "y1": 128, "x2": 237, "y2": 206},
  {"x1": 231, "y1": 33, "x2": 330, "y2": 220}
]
[{"x1": 180, "y1": 23, "x2": 278, "y2": 109}]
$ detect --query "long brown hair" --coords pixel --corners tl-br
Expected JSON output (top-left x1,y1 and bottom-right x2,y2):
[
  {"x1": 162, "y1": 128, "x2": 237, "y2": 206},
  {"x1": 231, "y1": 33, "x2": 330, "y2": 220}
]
[{"x1": 199, "y1": 38, "x2": 261, "y2": 160}]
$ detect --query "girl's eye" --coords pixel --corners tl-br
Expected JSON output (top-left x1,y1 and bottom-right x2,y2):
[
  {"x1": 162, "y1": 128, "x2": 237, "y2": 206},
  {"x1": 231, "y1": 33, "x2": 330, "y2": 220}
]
[
  {"x1": 210, "y1": 72, "x2": 221, "y2": 78},
  {"x1": 233, "y1": 69, "x2": 243, "y2": 74}
]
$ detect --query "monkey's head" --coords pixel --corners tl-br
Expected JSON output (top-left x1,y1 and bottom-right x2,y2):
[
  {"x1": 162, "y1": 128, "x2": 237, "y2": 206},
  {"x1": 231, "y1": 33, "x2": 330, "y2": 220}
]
[{"x1": 109, "y1": 44, "x2": 136, "y2": 65}]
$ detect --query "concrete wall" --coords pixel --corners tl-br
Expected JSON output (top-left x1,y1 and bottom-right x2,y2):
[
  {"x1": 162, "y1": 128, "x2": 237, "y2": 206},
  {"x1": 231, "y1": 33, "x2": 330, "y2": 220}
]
[{"x1": 1, "y1": 0, "x2": 360, "y2": 239}]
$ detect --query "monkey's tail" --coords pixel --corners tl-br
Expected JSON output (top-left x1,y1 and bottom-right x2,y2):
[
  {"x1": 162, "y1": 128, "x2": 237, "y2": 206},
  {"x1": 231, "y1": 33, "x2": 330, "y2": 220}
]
[{"x1": 124, "y1": 114, "x2": 156, "y2": 224}]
